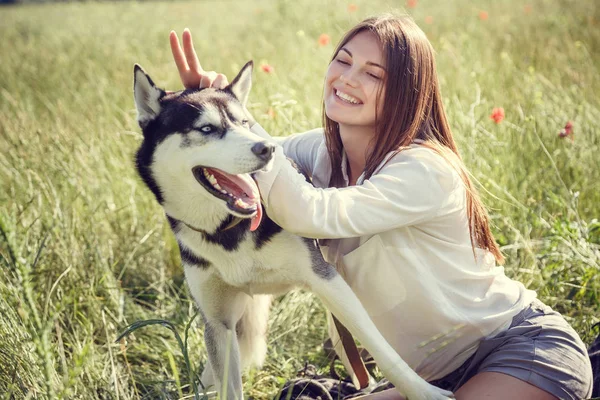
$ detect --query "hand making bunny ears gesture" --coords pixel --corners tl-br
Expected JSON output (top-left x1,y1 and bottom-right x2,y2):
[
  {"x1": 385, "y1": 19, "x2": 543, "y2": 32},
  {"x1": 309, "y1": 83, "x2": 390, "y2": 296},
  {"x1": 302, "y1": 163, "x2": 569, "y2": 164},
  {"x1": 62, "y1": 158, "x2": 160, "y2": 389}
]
[{"x1": 169, "y1": 28, "x2": 229, "y2": 90}]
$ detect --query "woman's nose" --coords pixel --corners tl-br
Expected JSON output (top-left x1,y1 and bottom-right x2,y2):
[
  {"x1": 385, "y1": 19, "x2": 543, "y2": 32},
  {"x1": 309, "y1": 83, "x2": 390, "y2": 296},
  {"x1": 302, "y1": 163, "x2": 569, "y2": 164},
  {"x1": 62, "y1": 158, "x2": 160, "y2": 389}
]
[{"x1": 340, "y1": 69, "x2": 359, "y2": 87}]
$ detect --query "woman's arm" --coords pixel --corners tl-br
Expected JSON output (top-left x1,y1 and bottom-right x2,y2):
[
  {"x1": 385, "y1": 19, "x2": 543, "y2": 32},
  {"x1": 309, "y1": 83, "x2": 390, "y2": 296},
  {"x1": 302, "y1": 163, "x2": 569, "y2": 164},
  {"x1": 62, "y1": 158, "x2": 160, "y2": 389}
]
[
  {"x1": 253, "y1": 145, "x2": 461, "y2": 239},
  {"x1": 352, "y1": 389, "x2": 406, "y2": 400}
]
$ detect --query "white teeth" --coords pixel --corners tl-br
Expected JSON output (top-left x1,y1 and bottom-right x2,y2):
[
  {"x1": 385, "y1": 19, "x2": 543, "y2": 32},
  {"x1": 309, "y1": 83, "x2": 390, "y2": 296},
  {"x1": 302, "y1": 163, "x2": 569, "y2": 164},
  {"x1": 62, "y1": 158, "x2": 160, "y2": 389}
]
[
  {"x1": 203, "y1": 170, "x2": 220, "y2": 187},
  {"x1": 235, "y1": 198, "x2": 250, "y2": 209},
  {"x1": 203, "y1": 170, "x2": 214, "y2": 182},
  {"x1": 234, "y1": 198, "x2": 257, "y2": 211},
  {"x1": 336, "y1": 89, "x2": 361, "y2": 104}
]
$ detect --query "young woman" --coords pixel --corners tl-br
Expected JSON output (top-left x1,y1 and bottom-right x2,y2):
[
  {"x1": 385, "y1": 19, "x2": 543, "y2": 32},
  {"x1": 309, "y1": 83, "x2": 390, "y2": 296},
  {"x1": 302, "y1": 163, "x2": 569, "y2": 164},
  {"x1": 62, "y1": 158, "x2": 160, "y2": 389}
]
[{"x1": 169, "y1": 14, "x2": 593, "y2": 400}]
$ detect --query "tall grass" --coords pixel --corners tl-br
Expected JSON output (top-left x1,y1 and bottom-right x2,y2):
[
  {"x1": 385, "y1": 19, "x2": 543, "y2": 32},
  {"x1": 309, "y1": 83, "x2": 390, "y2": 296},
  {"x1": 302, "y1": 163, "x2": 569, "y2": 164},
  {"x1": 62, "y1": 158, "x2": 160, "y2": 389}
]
[{"x1": 0, "y1": 0, "x2": 598, "y2": 398}]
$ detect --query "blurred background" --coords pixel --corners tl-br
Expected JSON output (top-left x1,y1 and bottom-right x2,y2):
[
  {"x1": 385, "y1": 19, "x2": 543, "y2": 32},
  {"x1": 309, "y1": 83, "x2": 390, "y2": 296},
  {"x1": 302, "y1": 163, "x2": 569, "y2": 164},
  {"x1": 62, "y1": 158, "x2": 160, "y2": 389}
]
[{"x1": 0, "y1": 0, "x2": 598, "y2": 398}]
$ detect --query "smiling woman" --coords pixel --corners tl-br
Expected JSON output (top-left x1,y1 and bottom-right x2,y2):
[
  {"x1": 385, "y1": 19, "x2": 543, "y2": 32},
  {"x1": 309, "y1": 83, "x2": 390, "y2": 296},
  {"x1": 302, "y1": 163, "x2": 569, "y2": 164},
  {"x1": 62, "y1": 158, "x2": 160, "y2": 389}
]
[
  {"x1": 168, "y1": 13, "x2": 593, "y2": 400},
  {"x1": 324, "y1": 31, "x2": 386, "y2": 132}
]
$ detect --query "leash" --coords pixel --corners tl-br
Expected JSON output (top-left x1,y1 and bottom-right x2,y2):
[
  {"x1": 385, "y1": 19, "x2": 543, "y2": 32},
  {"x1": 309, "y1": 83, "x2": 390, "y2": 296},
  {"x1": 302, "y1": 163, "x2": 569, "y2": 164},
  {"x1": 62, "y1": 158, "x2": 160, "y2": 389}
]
[{"x1": 331, "y1": 315, "x2": 371, "y2": 389}]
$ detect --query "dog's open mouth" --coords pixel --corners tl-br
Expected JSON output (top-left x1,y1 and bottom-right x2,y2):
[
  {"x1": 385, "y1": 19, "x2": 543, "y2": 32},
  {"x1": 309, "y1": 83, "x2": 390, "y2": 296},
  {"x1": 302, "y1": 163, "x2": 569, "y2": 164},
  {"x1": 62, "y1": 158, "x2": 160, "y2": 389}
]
[{"x1": 192, "y1": 166, "x2": 263, "y2": 231}]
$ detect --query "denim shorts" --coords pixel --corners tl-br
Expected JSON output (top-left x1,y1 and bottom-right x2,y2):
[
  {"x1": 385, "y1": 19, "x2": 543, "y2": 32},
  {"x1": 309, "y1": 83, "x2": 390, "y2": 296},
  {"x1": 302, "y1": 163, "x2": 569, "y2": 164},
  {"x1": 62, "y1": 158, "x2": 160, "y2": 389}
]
[{"x1": 428, "y1": 299, "x2": 593, "y2": 399}]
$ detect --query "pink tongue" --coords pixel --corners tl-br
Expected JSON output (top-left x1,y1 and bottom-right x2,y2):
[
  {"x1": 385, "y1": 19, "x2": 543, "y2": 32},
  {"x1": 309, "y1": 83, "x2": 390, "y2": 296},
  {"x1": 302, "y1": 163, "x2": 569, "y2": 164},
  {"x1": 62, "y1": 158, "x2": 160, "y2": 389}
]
[
  {"x1": 207, "y1": 168, "x2": 263, "y2": 231},
  {"x1": 250, "y1": 202, "x2": 263, "y2": 232},
  {"x1": 209, "y1": 169, "x2": 257, "y2": 199}
]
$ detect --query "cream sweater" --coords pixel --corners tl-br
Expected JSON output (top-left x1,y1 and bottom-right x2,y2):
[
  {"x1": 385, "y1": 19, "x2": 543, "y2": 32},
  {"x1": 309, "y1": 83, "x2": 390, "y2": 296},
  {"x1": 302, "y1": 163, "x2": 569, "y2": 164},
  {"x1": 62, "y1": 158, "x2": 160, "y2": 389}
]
[{"x1": 252, "y1": 125, "x2": 536, "y2": 381}]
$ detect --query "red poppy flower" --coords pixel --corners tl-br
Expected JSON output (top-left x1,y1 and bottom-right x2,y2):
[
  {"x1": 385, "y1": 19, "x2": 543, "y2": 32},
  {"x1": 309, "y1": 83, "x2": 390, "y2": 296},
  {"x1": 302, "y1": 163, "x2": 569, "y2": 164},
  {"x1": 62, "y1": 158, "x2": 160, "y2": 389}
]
[
  {"x1": 524, "y1": 5, "x2": 532, "y2": 14},
  {"x1": 261, "y1": 64, "x2": 274, "y2": 74},
  {"x1": 479, "y1": 11, "x2": 489, "y2": 21},
  {"x1": 425, "y1": 16, "x2": 433, "y2": 24},
  {"x1": 490, "y1": 107, "x2": 505, "y2": 124},
  {"x1": 407, "y1": 0, "x2": 417, "y2": 8},
  {"x1": 558, "y1": 121, "x2": 574, "y2": 140},
  {"x1": 318, "y1": 33, "x2": 330, "y2": 46},
  {"x1": 348, "y1": 4, "x2": 358, "y2": 12}
]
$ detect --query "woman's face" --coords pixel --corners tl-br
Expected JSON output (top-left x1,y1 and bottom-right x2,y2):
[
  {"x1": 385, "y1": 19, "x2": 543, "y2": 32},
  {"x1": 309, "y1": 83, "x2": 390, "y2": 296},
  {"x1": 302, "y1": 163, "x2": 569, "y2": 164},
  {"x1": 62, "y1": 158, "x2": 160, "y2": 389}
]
[{"x1": 324, "y1": 31, "x2": 386, "y2": 129}]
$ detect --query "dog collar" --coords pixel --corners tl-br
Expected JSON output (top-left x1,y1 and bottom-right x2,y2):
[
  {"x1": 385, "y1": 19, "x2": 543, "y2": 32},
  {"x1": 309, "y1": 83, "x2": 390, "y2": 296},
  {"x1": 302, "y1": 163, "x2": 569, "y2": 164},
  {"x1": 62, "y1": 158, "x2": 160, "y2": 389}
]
[{"x1": 168, "y1": 215, "x2": 244, "y2": 235}]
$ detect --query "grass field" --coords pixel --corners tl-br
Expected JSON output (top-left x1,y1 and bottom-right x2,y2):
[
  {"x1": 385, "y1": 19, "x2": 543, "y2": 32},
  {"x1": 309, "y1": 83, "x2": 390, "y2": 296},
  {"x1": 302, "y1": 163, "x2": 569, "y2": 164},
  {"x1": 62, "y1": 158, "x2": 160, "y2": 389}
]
[{"x1": 0, "y1": 0, "x2": 599, "y2": 398}]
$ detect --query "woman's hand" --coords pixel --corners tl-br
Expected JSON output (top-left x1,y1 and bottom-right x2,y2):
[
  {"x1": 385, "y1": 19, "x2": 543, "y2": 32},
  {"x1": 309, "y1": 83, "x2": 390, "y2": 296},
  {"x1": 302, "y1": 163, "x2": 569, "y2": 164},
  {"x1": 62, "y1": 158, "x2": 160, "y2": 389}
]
[{"x1": 169, "y1": 29, "x2": 229, "y2": 89}]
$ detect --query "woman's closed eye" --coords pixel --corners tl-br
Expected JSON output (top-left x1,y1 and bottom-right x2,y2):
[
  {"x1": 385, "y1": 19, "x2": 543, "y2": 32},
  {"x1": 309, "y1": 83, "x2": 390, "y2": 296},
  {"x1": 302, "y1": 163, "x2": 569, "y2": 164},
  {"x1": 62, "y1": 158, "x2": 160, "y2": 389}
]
[{"x1": 336, "y1": 59, "x2": 382, "y2": 80}]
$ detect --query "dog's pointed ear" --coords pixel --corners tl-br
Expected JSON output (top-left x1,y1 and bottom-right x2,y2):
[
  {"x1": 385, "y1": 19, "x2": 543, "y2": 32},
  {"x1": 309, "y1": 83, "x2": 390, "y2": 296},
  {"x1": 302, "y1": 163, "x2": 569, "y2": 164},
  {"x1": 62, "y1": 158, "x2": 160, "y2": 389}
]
[
  {"x1": 133, "y1": 64, "x2": 165, "y2": 128},
  {"x1": 226, "y1": 61, "x2": 253, "y2": 106}
]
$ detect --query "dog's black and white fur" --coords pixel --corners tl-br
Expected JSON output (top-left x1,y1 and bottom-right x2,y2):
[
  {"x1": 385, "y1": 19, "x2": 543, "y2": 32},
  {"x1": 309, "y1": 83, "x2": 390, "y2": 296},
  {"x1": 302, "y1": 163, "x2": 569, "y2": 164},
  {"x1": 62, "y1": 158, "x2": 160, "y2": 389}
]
[{"x1": 132, "y1": 61, "x2": 453, "y2": 400}]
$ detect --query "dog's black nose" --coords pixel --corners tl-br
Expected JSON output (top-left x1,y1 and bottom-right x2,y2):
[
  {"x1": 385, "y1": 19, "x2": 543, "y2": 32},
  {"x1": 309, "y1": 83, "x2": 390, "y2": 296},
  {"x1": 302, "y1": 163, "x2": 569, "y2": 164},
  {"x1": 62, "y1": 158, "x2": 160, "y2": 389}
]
[{"x1": 252, "y1": 142, "x2": 275, "y2": 161}]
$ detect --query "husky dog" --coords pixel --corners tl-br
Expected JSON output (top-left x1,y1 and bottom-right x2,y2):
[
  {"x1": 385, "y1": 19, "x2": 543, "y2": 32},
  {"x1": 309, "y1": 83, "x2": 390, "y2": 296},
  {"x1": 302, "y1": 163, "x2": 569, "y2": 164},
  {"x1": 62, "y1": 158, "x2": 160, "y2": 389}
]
[{"x1": 132, "y1": 61, "x2": 453, "y2": 400}]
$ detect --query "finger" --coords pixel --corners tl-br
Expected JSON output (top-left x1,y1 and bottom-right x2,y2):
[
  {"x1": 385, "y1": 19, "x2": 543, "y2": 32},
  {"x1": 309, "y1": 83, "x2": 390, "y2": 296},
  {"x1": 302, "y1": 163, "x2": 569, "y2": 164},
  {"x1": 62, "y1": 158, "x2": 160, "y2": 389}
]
[
  {"x1": 199, "y1": 71, "x2": 218, "y2": 88},
  {"x1": 182, "y1": 28, "x2": 203, "y2": 73},
  {"x1": 200, "y1": 75, "x2": 213, "y2": 89},
  {"x1": 213, "y1": 74, "x2": 229, "y2": 89},
  {"x1": 211, "y1": 75, "x2": 223, "y2": 89},
  {"x1": 170, "y1": 30, "x2": 189, "y2": 74}
]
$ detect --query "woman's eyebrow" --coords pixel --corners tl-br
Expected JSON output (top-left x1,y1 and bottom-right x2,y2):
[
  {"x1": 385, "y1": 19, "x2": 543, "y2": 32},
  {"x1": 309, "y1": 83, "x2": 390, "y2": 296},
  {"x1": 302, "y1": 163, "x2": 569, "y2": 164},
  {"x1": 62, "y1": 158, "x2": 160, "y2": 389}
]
[{"x1": 340, "y1": 48, "x2": 386, "y2": 71}]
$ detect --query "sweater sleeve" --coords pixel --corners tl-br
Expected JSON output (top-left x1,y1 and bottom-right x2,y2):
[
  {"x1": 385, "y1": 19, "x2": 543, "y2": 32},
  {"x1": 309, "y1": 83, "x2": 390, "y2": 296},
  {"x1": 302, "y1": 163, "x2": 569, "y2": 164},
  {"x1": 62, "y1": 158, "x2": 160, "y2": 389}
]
[
  {"x1": 251, "y1": 123, "x2": 323, "y2": 177},
  {"x1": 253, "y1": 145, "x2": 461, "y2": 239}
]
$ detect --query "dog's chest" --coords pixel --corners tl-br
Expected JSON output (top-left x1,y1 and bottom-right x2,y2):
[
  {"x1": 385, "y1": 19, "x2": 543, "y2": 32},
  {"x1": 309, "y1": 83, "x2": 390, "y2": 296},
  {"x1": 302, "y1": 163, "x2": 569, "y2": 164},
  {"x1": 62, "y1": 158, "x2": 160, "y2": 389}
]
[{"x1": 177, "y1": 230, "x2": 302, "y2": 290}]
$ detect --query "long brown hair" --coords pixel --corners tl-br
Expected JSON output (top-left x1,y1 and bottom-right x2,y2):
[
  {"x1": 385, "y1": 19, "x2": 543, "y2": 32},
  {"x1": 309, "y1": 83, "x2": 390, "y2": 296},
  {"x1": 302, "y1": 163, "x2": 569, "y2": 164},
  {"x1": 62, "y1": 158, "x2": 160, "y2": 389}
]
[{"x1": 322, "y1": 14, "x2": 504, "y2": 264}]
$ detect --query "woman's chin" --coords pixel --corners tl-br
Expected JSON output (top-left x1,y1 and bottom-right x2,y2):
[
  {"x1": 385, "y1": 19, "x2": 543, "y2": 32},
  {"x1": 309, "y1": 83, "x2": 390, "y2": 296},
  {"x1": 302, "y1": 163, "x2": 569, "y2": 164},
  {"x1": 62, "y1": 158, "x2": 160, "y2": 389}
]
[{"x1": 325, "y1": 105, "x2": 355, "y2": 125}]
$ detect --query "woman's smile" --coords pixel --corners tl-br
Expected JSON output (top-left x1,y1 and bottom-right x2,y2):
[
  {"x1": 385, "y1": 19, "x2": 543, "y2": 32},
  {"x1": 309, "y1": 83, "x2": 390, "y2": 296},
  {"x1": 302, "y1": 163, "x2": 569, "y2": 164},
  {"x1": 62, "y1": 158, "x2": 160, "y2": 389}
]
[
  {"x1": 324, "y1": 30, "x2": 386, "y2": 128},
  {"x1": 334, "y1": 88, "x2": 363, "y2": 105}
]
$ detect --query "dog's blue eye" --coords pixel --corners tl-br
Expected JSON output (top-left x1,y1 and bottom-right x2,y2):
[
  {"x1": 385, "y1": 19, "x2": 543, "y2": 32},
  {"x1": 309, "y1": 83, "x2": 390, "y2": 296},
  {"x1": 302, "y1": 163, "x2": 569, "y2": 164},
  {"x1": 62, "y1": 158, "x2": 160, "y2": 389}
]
[{"x1": 200, "y1": 125, "x2": 214, "y2": 133}]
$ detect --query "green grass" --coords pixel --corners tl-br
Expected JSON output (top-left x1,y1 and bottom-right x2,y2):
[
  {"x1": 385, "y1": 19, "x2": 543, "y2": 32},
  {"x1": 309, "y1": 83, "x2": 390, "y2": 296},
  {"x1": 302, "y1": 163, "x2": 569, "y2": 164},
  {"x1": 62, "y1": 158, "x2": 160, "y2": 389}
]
[{"x1": 0, "y1": 0, "x2": 599, "y2": 398}]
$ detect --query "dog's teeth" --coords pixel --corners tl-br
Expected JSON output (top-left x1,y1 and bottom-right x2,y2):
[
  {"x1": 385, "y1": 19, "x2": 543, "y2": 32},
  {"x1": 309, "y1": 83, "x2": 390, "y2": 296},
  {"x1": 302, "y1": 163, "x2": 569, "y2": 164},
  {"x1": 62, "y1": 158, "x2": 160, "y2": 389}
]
[
  {"x1": 220, "y1": 189, "x2": 228, "y2": 194},
  {"x1": 235, "y1": 198, "x2": 249, "y2": 209},
  {"x1": 202, "y1": 170, "x2": 216, "y2": 183},
  {"x1": 214, "y1": 183, "x2": 222, "y2": 190}
]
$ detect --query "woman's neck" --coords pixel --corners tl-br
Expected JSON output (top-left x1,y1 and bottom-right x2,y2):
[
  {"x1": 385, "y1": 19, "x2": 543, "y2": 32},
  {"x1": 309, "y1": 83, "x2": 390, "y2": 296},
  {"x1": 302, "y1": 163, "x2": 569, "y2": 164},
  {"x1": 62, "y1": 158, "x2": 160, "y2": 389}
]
[{"x1": 339, "y1": 124, "x2": 376, "y2": 185}]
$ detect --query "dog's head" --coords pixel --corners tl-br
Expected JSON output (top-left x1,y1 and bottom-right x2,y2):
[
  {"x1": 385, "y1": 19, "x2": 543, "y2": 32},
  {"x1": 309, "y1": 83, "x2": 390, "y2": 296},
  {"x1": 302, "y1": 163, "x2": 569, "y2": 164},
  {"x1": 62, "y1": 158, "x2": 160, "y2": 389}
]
[{"x1": 133, "y1": 61, "x2": 270, "y2": 230}]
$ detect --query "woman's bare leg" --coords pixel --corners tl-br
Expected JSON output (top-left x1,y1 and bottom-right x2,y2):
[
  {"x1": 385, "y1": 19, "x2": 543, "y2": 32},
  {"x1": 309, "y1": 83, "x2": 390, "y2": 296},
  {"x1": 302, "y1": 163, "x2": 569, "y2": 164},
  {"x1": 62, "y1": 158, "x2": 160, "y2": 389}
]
[{"x1": 454, "y1": 372, "x2": 558, "y2": 400}]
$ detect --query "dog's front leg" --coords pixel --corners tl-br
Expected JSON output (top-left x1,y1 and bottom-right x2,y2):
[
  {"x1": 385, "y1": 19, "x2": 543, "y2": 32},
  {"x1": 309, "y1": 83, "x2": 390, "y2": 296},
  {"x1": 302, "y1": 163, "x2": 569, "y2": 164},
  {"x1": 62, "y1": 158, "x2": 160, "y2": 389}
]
[
  {"x1": 203, "y1": 318, "x2": 244, "y2": 399},
  {"x1": 185, "y1": 268, "x2": 250, "y2": 400},
  {"x1": 308, "y1": 271, "x2": 454, "y2": 400}
]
